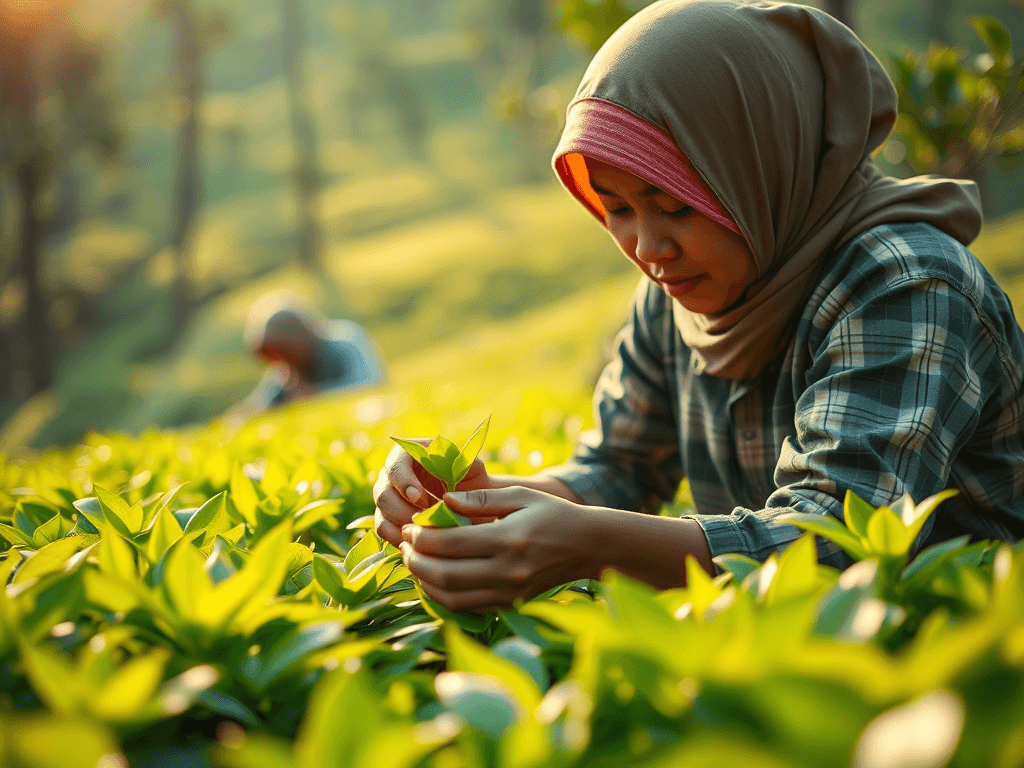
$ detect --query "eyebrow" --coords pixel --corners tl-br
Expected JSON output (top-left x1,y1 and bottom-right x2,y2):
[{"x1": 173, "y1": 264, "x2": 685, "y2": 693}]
[{"x1": 590, "y1": 182, "x2": 665, "y2": 197}]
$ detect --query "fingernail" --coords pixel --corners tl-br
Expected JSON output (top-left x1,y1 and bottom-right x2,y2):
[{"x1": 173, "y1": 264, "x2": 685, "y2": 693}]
[
  {"x1": 401, "y1": 525, "x2": 417, "y2": 542},
  {"x1": 406, "y1": 486, "x2": 421, "y2": 502}
]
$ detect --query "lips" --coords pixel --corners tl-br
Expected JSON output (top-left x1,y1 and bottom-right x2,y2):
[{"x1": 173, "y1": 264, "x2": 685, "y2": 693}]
[{"x1": 660, "y1": 275, "x2": 707, "y2": 298}]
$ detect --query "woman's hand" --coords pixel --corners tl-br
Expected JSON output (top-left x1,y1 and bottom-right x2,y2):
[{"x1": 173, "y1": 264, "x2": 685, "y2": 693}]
[
  {"x1": 372, "y1": 439, "x2": 493, "y2": 547},
  {"x1": 398, "y1": 486, "x2": 596, "y2": 613}
]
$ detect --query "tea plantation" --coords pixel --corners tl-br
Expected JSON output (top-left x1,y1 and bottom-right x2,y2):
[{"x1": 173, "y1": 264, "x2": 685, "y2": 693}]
[{"x1": 1, "y1": 390, "x2": 1023, "y2": 768}]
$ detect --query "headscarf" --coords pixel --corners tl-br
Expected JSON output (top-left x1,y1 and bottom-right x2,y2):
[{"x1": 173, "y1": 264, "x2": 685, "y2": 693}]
[{"x1": 553, "y1": 0, "x2": 983, "y2": 380}]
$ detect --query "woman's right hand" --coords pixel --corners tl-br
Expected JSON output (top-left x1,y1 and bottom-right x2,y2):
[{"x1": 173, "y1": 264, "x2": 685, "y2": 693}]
[{"x1": 372, "y1": 439, "x2": 494, "y2": 547}]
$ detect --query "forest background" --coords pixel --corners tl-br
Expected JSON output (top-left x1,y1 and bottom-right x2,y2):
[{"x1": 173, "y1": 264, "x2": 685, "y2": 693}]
[{"x1": 2, "y1": 0, "x2": 1023, "y2": 456}]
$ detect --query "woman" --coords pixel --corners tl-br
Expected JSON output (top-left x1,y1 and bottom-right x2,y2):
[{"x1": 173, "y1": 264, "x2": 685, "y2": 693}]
[{"x1": 373, "y1": 0, "x2": 1024, "y2": 612}]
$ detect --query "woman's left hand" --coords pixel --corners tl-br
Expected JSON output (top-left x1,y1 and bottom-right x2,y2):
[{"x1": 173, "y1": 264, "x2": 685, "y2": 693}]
[{"x1": 398, "y1": 486, "x2": 594, "y2": 613}]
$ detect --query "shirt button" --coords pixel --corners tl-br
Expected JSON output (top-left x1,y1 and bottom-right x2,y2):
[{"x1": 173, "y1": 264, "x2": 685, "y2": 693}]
[{"x1": 740, "y1": 429, "x2": 757, "y2": 441}]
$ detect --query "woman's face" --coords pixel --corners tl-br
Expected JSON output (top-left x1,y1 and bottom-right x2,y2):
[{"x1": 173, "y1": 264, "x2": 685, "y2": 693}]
[{"x1": 585, "y1": 157, "x2": 757, "y2": 315}]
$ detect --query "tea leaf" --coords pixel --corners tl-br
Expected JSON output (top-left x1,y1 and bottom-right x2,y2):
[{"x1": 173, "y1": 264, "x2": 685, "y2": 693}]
[
  {"x1": 778, "y1": 512, "x2": 869, "y2": 561},
  {"x1": 412, "y1": 501, "x2": 471, "y2": 528},
  {"x1": 843, "y1": 491, "x2": 876, "y2": 539},
  {"x1": 95, "y1": 486, "x2": 143, "y2": 536},
  {"x1": 866, "y1": 506, "x2": 912, "y2": 555},
  {"x1": 452, "y1": 415, "x2": 490, "y2": 484}
]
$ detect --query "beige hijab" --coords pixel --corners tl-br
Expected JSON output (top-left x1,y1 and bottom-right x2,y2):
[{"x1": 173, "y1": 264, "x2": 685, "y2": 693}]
[{"x1": 553, "y1": 0, "x2": 983, "y2": 380}]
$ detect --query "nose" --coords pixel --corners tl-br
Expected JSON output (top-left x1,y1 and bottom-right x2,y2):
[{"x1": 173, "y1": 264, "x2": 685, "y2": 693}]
[{"x1": 632, "y1": 219, "x2": 674, "y2": 266}]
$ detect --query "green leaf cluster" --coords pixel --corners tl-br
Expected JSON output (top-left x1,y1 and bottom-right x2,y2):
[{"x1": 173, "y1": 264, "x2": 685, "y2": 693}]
[
  {"x1": 2, "y1": 410, "x2": 1024, "y2": 768},
  {"x1": 392, "y1": 415, "x2": 490, "y2": 492},
  {"x1": 888, "y1": 15, "x2": 1024, "y2": 177}
]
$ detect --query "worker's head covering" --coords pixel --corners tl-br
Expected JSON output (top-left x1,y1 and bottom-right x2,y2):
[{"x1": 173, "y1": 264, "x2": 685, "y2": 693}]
[
  {"x1": 245, "y1": 291, "x2": 326, "y2": 371},
  {"x1": 553, "y1": 0, "x2": 982, "y2": 380}
]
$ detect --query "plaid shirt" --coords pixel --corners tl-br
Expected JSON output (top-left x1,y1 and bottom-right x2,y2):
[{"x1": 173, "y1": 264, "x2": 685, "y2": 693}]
[{"x1": 544, "y1": 223, "x2": 1024, "y2": 568}]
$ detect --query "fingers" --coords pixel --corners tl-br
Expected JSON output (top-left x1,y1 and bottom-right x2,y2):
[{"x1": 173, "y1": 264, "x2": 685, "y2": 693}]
[
  {"x1": 419, "y1": 580, "x2": 512, "y2": 614},
  {"x1": 380, "y1": 443, "x2": 430, "y2": 507},
  {"x1": 374, "y1": 509, "x2": 403, "y2": 548},
  {"x1": 401, "y1": 543, "x2": 523, "y2": 612},
  {"x1": 402, "y1": 523, "x2": 504, "y2": 558},
  {"x1": 443, "y1": 485, "x2": 539, "y2": 519}
]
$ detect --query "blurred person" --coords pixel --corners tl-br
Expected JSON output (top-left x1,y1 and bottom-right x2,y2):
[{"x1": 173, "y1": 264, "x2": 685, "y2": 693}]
[
  {"x1": 373, "y1": 0, "x2": 1024, "y2": 613},
  {"x1": 230, "y1": 291, "x2": 386, "y2": 418}
]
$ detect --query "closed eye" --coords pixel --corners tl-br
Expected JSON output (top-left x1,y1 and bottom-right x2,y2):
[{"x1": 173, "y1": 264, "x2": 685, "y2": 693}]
[{"x1": 663, "y1": 204, "x2": 692, "y2": 218}]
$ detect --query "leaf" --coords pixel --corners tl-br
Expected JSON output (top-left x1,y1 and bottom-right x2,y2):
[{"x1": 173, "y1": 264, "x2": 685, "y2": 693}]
[
  {"x1": 843, "y1": 490, "x2": 876, "y2": 538},
  {"x1": 866, "y1": 505, "x2": 912, "y2": 556},
  {"x1": 72, "y1": 497, "x2": 104, "y2": 533},
  {"x1": 183, "y1": 492, "x2": 231, "y2": 551},
  {"x1": 488, "y1": 636, "x2": 549, "y2": 693},
  {"x1": 391, "y1": 435, "x2": 431, "y2": 464},
  {"x1": 313, "y1": 555, "x2": 354, "y2": 604},
  {"x1": 11, "y1": 537, "x2": 89, "y2": 586},
  {"x1": 904, "y1": 489, "x2": 958, "y2": 545},
  {"x1": 412, "y1": 501, "x2": 471, "y2": 528},
  {"x1": 199, "y1": 520, "x2": 293, "y2": 631},
  {"x1": 90, "y1": 647, "x2": 172, "y2": 721},
  {"x1": 414, "y1": 580, "x2": 494, "y2": 634},
  {"x1": 145, "y1": 505, "x2": 184, "y2": 563},
  {"x1": 901, "y1": 534, "x2": 971, "y2": 584},
  {"x1": 765, "y1": 534, "x2": 823, "y2": 605},
  {"x1": 243, "y1": 622, "x2": 345, "y2": 694},
  {"x1": 161, "y1": 537, "x2": 212, "y2": 618},
  {"x1": 95, "y1": 486, "x2": 143, "y2": 535},
  {"x1": 452, "y1": 415, "x2": 490, "y2": 484},
  {"x1": 435, "y1": 671, "x2": 521, "y2": 739},
  {"x1": 230, "y1": 464, "x2": 259, "y2": 527},
  {"x1": 16, "y1": 641, "x2": 85, "y2": 716},
  {"x1": 98, "y1": 525, "x2": 139, "y2": 582},
  {"x1": 294, "y1": 667, "x2": 385, "y2": 768},
  {"x1": 0, "y1": 522, "x2": 35, "y2": 548},
  {"x1": 713, "y1": 553, "x2": 761, "y2": 584},
  {"x1": 344, "y1": 529, "x2": 382, "y2": 573},
  {"x1": 294, "y1": 499, "x2": 343, "y2": 533},
  {"x1": 973, "y1": 15, "x2": 1013, "y2": 69},
  {"x1": 777, "y1": 512, "x2": 869, "y2": 561}
]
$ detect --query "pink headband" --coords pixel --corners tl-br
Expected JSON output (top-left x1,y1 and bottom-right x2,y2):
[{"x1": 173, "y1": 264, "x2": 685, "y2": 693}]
[{"x1": 553, "y1": 98, "x2": 740, "y2": 234}]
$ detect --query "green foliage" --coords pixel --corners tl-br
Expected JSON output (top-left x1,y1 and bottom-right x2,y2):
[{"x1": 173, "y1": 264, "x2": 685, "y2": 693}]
[
  {"x1": 2, "y1": 410, "x2": 1024, "y2": 766},
  {"x1": 888, "y1": 15, "x2": 1024, "y2": 177},
  {"x1": 392, "y1": 415, "x2": 491, "y2": 491}
]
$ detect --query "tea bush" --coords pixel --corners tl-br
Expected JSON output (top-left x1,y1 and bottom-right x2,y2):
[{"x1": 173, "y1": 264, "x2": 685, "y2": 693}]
[{"x1": 1, "y1": 395, "x2": 1023, "y2": 768}]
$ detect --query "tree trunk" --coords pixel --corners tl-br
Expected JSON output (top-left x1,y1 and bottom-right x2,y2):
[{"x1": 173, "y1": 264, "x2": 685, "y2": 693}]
[
  {"x1": 280, "y1": 0, "x2": 323, "y2": 270},
  {"x1": 15, "y1": 156, "x2": 54, "y2": 394},
  {"x1": 928, "y1": 0, "x2": 952, "y2": 44},
  {"x1": 821, "y1": 0, "x2": 856, "y2": 30},
  {"x1": 169, "y1": 0, "x2": 203, "y2": 336}
]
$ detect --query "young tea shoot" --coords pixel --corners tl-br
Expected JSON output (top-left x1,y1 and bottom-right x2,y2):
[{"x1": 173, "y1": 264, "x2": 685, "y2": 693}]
[{"x1": 392, "y1": 416, "x2": 490, "y2": 492}]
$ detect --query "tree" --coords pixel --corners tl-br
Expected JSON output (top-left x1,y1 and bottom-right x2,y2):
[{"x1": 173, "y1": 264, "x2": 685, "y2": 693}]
[
  {"x1": 0, "y1": 0, "x2": 121, "y2": 397},
  {"x1": 150, "y1": 0, "x2": 230, "y2": 340},
  {"x1": 280, "y1": 0, "x2": 324, "y2": 270},
  {"x1": 886, "y1": 13, "x2": 1024, "y2": 201}
]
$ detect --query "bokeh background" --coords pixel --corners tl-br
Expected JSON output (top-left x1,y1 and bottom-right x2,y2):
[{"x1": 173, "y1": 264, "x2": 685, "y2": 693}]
[{"x1": 2, "y1": 0, "x2": 1023, "y2": 456}]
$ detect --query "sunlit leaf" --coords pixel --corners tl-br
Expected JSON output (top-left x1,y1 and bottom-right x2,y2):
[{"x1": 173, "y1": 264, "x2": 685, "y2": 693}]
[
  {"x1": 98, "y1": 525, "x2": 138, "y2": 582},
  {"x1": 230, "y1": 465, "x2": 259, "y2": 527},
  {"x1": 777, "y1": 512, "x2": 869, "y2": 561},
  {"x1": 435, "y1": 671, "x2": 521, "y2": 739},
  {"x1": 843, "y1": 490, "x2": 876, "y2": 539},
  {"x1": 445, "y1": 624, "x2": 542, "y2": 712},
  {"x1": 412, "y1": 501, "x2": 471, "y2": 528},
  {"x1": 94, "y1": 486, "x2": 143, "y2": 536},
  {"x1": 161, "y1": 538, "x2": 212, "y2": 618},
  {"x1": 90, "y1": 648, "x2": 172, "y2": 721},
  {"x1": 452, "y1": 415, "x2": 490, "y2": 484},
  {"x1": 866, "y1": 506, "x2": 912, "y2": 556},
  {"x1": 12, "y1": 536, "x2": 89, "y2": 585},
  {"x1": 973, "y1": 15, "x2": 1013, "y2": 69},
  {"x1": 145, "y1": 506, "x2": 184, "y2": 563},
  {"x1": 183, "y1": 492, "x2": 232, "y2": 551}
]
